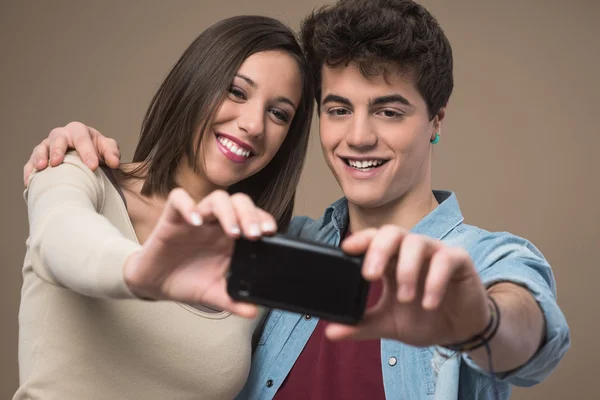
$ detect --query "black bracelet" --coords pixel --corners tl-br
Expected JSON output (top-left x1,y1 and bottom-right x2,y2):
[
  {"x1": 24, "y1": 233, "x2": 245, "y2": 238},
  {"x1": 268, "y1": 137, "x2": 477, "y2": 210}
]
[
  {"x1": 441, "y1": 295, "x2": 502, "y2": 400},
  {"x1": 442, "y1": 295, "x2": 501, "y2": 352}
]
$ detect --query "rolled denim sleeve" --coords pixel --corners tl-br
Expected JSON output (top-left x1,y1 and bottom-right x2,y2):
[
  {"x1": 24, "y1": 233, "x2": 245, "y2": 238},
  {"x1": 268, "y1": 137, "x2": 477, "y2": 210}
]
[{"x1": 462, "y1": 233, "x2": 570, "y2": 386}]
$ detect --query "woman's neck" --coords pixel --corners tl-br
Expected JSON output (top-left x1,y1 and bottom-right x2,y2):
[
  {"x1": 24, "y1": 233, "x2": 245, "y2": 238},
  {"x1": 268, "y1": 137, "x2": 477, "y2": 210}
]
[
  {"x1": 118, "y1": 161, "x2": 224, "y2": 244},
  {"x1": 175, "y1": 162, "x2": 224, "y2": 203}
]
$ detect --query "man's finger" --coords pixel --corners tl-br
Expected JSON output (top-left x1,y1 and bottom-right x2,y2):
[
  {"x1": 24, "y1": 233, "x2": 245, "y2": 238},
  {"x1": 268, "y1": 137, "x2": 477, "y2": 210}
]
[
  {"x1": 395, "y1": 234, "x2": 438, "y2": 303},
  {"x1": 97, "y1": 136, "x2": 121, "y2": 168},
  {"x1": 339, "y1": 228, "x2": 377, "y2": 255},
  {"x1": 324, "y1": 279, "x2": 395, "y2": 341},
  {"x1": 48, "y1": 130, "x2": 69, "y2": 167},
  {"x1": 66, "y1": 123, "x2": 100, "y2": 170},
  {"x1": 324, "y1": 302, "x2": 393, "y2": 341},
  {"x1": 23, "y1": 162, "x2": 35, "y2": 187},
  {"x1": 421, "y1": 247, "x2": 469, "y2": 310},
  {"x1": 361, "y1": 225, "x2": 407, "y2": 281}
]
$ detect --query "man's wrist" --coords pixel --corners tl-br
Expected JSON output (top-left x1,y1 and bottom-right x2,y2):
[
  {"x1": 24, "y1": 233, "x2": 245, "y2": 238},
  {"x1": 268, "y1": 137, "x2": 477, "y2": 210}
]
[{"x1": 442, "y1": 295, "x2": 500, "y2": 352}]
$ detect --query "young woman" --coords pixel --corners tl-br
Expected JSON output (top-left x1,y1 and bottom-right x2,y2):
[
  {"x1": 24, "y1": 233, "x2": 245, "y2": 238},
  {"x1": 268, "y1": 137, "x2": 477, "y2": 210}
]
[{"x1": 16, "y1": 15, "x2": 313, "y2": 400}]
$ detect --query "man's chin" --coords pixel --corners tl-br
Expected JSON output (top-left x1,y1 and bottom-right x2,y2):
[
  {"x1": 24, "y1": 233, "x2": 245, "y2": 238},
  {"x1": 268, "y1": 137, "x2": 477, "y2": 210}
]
[{"x1": 343, "y1": 190, "x2": 387, "y2": 210}]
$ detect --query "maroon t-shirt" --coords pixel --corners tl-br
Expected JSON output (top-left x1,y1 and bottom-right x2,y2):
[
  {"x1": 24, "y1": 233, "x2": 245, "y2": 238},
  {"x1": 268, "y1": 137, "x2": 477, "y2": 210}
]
[{"x1": 274, "y1": 232, "x2": 386, "y2": 400}]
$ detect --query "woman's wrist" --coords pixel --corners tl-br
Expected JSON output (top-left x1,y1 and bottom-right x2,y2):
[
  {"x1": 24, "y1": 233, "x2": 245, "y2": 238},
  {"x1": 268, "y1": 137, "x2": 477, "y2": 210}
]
[{"x1": 123, "y1": 251, "x2": 155, "y2": 300}]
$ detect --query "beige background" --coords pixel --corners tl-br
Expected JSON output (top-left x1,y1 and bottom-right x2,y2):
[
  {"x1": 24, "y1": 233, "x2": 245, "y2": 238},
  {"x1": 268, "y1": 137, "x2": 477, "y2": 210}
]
[{"x1": 1, "y1": 0, "x2": 597, "y2": 398}]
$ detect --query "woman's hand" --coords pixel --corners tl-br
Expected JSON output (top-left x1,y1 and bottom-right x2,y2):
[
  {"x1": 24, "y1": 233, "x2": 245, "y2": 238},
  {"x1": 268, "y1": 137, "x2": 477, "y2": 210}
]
[{"x1": 124, "y1": 188, "x2": 277, "y2": 318}]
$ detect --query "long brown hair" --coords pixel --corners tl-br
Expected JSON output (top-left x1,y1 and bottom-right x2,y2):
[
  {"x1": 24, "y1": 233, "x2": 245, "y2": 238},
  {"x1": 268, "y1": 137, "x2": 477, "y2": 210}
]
[{"x1": 122, "y1": 16, "x2": 314, "y2": 231}]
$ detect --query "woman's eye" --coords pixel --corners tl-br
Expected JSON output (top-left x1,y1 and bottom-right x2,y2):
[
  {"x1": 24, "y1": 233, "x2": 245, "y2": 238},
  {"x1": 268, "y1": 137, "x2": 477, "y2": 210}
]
[
  {"x1": 228, "y1": 86, "x2": 246, "y2": 100},
  {"x1": 270, "y1": 109, "x2": 289, "y2": 123}
]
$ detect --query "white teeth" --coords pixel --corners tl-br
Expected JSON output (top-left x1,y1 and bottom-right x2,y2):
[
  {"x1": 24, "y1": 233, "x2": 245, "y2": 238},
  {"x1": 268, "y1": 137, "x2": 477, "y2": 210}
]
[
  {"x1": 348, "y1": 159, "x2": 385, "y2": 169},
  {"x1": 217, "y1": 135, "x2": 252, "y2": 158}
]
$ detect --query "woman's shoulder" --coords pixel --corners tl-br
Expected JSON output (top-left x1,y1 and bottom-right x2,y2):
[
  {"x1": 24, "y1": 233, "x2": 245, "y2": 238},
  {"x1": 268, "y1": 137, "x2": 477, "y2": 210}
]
[{"x1": 26, "y1": 151, "x2": 114, "y2": 209}]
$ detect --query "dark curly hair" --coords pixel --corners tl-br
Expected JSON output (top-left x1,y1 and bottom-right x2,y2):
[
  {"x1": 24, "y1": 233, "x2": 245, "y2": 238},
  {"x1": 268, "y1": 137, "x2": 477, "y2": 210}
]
[{"x1": 300, "y1": 0, "x2": 453, "y2": 119}]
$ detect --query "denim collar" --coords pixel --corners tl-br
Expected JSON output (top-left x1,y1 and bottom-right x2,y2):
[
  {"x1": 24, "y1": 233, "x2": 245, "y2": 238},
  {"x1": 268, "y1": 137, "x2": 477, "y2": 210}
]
[{"x1": 320, "y1": 190, "x2": 464, "y2": 240}]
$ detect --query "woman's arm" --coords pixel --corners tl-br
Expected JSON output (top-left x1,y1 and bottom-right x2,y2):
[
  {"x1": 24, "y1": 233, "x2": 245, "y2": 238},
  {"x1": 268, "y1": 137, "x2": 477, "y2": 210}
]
[
  {"x1": 26, "y1": 154, "x2": 275, "y2": 316},
  {"x1": 26, "y1": 153, "x2": 140, "y2": 298}
]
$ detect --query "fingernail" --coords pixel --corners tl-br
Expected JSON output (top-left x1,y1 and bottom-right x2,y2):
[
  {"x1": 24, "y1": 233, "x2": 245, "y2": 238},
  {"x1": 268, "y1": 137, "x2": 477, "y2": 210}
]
[
  {"x1": 231, "y1": 225, "x2": 241, "y2": 235},
  {"x1": 249, "y1": 224, "x2": 261, "y2": 237},
  {"x1": 261, "y1": 221, "x2": 276, "y2": 233},
  {"x1": 51, "y1": 153, "x2": 59, "y2": 161},
  {"x1": 34, "y1": 157, "x2": 41, "y2": 166},
  {"x1": 190, "y1": 212, "x2": 203, "y2": 226}
]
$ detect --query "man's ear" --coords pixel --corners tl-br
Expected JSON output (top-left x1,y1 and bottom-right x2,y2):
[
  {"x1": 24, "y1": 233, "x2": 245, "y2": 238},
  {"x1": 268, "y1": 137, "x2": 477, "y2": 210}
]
[{"x1": 432, "y1": 107, "x2": 446, "y2": 138}]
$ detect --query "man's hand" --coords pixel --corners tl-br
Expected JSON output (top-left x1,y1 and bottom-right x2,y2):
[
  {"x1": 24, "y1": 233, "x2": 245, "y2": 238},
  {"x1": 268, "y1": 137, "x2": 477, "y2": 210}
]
[
  {"x1": 327, "y1": 225, "x2": 546, "y2": 373},
  {"x1": 326, "y1": 225, "x2": 490, "y2": 348},
  {"x1": 23, "y1": 121, "x2": 121, "y2": 186}
]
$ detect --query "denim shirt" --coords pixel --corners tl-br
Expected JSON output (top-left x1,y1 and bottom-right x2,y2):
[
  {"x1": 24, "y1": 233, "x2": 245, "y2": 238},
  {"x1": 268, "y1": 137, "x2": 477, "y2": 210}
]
[{"x1": 236, "y1": 191, "x2": 570, "y2": 400}]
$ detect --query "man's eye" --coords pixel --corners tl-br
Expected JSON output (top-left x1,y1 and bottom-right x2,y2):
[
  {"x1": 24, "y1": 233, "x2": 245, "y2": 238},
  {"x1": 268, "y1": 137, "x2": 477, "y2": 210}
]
[
  {"x1": 328, "y1": 108, "x2": 349, "y2": 116},
  {"x1": 379, "y1": 109, "x2": 404, "y2": 118}
]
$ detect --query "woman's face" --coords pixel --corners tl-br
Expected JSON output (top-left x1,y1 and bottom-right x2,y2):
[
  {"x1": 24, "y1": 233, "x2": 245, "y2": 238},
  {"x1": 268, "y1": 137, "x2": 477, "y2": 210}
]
[{"x1": 198, "y1": 50, "x2": 303, "y2": 187}]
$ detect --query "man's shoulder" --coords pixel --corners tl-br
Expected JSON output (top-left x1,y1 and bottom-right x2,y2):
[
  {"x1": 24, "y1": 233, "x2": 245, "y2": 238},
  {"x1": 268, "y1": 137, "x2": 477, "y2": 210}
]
[
  {"x1": 287, "y1": 198, "x2": 347, "y2": 240},
  {"x1": 287, "y1": 215, "x2": 322, "y2": 239},
  {"x1": 452, "y1": 223, "x2": 540, "y2": 250},
  {"x1": 446, "y1": 222, "x2": 548, "y2": 272}
]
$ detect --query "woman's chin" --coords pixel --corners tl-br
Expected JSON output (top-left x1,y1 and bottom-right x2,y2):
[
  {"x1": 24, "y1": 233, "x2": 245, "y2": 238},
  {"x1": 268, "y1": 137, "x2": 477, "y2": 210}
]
[{"x1": 205, "y1": 169, "x2": 251, "y2": 188}]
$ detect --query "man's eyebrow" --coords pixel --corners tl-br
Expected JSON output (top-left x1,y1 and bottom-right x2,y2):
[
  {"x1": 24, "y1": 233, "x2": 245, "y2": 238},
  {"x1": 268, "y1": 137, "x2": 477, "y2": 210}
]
[
  {"x1": 321, "y1": 93, "x2": 353, "y2": 107},
  {"x1": 321, "y1": 93, "x2": 414, "y2": 109},
  {"x1": 235, "y1": 73, "x2": 256, "y2": 87},
  {"x1": 369, "y1": 94, "x2": 412, "y2": 107}
]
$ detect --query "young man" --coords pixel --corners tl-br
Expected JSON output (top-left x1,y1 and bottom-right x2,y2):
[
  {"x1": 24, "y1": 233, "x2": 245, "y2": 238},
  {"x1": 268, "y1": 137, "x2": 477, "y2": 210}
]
[{"x1": 23, "y1": 0, "x2": 569, "y2": 398}]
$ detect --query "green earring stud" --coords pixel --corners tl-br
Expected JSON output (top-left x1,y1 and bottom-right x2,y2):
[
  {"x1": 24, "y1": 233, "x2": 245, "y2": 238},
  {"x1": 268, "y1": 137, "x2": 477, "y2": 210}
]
[{"x1": 430, "y1": 133, "x2": 440, "y2": 144}]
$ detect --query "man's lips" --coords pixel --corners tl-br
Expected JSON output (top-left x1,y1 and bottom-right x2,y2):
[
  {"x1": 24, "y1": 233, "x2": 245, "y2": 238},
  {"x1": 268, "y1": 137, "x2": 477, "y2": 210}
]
[{"x1": 339, "y1": 156, "x2": 390, "y2": 170}]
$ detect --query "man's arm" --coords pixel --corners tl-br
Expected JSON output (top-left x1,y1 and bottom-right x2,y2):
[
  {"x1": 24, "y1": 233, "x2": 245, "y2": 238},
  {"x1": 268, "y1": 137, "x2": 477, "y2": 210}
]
[
  {"x1": 23, "y1": 121, "x2": 121, "y2": 186},
  {"x1": 468, "y1": 282, "x2": 545, "y2": 372},
  {"x1": 327, "y1": 227, "x2": 570, "y2": 386},
  {"x1": 461, "y1": 235, "x2": 570, "y2": 385}
]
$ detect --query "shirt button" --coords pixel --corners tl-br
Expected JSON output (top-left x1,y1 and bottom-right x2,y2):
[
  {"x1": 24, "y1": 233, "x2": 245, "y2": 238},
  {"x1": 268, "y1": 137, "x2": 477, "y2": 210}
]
[
  {"x1": 388, "y1": 357, "x2": 397, "y2": 366},
  {"x1": 304, "y1": 314, "x2": 312, "y2": 320},
  {"x1": 266, "y1": 379, "x2": 274, "y2": 388}
]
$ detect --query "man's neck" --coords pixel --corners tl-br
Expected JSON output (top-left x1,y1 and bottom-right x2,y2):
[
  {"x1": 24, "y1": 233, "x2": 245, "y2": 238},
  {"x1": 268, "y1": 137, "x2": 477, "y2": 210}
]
[{"x1": 347, "y1": 185, "x2": 439, "y2": 232}]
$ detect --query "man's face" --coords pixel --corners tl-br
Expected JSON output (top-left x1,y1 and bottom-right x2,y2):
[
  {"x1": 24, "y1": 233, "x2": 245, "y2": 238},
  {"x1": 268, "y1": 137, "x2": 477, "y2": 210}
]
[{"x1": 319, "y1": 63, "x2": 444, "y2": 209}]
